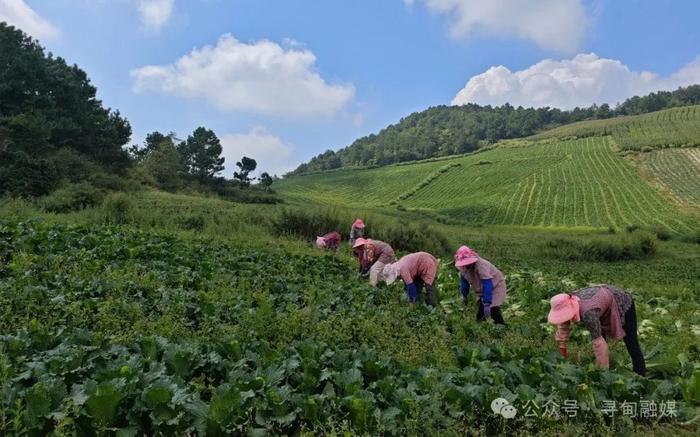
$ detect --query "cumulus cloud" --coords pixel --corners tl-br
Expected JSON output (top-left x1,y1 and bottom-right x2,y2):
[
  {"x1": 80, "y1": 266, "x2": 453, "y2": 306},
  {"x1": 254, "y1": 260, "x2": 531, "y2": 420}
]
[
  {"x1": 131, "y1": 34, "x2": 354, "y2": 118},
  {"x1": 452, "y1": 53, "x2": 700, "y2": 109},
  {"x1": 220, "y1": 127, "x2": 297, "y2": 178},
  {"x1": 137, "y1": 0, "x2": 174, "y2": 31},
  {"x1": 406, "y1": 0, "x2": 587, "y2": 53},
  {"x1": 0, "y1": 0, "x2": 59, "y2": 40}
]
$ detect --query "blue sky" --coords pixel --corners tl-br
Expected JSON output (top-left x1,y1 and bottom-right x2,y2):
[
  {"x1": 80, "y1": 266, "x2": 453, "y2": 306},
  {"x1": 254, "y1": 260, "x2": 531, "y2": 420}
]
[{"x1": 2, "y1": 0, "x2": 700, "y2": 176}]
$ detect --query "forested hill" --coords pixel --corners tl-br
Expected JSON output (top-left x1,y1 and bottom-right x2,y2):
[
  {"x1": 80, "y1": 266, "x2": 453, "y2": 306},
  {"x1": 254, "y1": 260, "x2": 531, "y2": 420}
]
[{"x1": 291, "y1": 85, "x2": 700, "y2": 174}]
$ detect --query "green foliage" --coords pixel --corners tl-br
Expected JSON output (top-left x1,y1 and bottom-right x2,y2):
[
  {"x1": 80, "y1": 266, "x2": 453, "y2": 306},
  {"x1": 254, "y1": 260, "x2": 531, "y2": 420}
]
[
  {"x1": 0, "y1": 220, "x2": 697, "y2": 435},
  {"x1": 272, "y1": 208, "x2": 345, "y2": 240},
  {"x1": 176, "y1": 213, "x2": 206, "y2": 231},
  {"x1": 0, "y1": 23, "x2": 131, "y2": 197},
  {"x1": 37, "y1": 182, "x2": 105, "y2": 213},
  {"x1": 233, "y1": 156, "x2": 258, "y2": 187},
  {"x1": 259, "y1": 172, "x2": 274, "y2": 191},
  {"x1": 539, "y1": 232, "x2": 657, "y2": 262},
  {"x1": 100, "y1": 192, "x2": 135, "y2": 225},
  {"x1": 177, "y1": 127, "x2": 225, "y2": 182},
  {"x1": 271, "y1": 208, "x2": 452, "y2": 255},
  {"x1": 138, "y1": 142, "x2": 186, "y2": 192}
]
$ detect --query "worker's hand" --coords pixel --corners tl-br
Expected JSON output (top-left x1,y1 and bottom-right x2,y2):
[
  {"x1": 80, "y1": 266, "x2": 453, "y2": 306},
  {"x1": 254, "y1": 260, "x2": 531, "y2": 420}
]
[{"x1": 559, "y1": 347, "x2": 568, "y2": 359}]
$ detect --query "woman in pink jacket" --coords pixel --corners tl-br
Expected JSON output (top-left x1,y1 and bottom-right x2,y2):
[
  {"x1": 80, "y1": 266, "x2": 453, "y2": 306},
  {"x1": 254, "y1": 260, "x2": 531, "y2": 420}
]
[
  {"x1": 453, "y1": 246, "x2": 507, "y2": 325},
  {"x1": 382, "y1": 252, "x2": 439, "y2": 306},
  {"x1": 547, "y1": 284, "x2": 646, "y2": 375}
]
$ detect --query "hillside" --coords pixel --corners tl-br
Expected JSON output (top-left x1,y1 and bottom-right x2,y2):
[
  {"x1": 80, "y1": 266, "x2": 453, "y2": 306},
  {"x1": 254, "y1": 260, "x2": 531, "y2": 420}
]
[
  {"x1": 531, "y1": 105, "x2": 700, "y2": 151},
  {"x1": 292, "y1": 86, "x2": 700, "y2": 173},
  {"x1": 278, "y1": 109, "x2": 700, "y2": 233}
]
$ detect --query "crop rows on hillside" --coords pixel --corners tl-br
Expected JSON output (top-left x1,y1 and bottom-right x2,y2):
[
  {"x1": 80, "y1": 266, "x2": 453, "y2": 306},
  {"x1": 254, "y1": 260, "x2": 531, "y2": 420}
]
[
  {"x1": 277, "y1": 159, "x2": 446, "y2": 207},
  {"x1": 532, "y1": 106, "x2": 700, "y2": 151},
  {"x1": 278, "y1": 136, "x2": 697, "y2": 232},
  {"x1": 405, "y1": 137, "x2": 696, "y2": 231},
  {"x1": 641, "y1": 148, "x2": 700, "y2": 211}
]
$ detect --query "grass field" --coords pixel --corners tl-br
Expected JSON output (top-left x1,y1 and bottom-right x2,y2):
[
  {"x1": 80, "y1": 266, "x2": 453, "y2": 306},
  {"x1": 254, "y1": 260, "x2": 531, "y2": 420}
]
[
  {"x1": 278, "y1": 137, "x2": 699, "y2": 233},
  {"x1": 531, "y1": 105, "x2": 700, "y2": 151}
]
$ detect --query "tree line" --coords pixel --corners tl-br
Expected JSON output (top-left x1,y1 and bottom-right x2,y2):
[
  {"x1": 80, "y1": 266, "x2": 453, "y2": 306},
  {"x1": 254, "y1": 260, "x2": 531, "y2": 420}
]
[
  {"x1": 0, "y1": 22, "x2": 274, "y2": 201},
  {"x1": 292, "y1": 85, "x2": 700, "y2": 174}
]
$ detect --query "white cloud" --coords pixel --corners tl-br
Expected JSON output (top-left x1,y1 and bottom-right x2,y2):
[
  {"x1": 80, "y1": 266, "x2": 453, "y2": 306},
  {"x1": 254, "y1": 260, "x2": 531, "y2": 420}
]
[
  {"x1": 0, "y1": 0, "x2": 59, "y2": 40},
  {"x1": 220, "y1": 127, "x2": 297, "y2": 178},
  {"x1": 131, "y1": 34, "x2": 354, "y2": 118},
  {"x1": 452, "y1": 53, "x2": 700, "y2": 109},
  {"x1": 407, "y1": 0, "x2": 587, "y2": 53},
  {"x1": 137, "y1": 0, "x2": 174, "y2": 32}
]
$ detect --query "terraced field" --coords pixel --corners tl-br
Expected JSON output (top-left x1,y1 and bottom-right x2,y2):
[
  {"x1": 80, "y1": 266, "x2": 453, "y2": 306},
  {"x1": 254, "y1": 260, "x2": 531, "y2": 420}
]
[
  {"x1": 278, "y1": 137, "x2": 699, "y2": 232},
  {"x1": 640, "y1": 147, "x2": 700, "y2": 211},
  {"x1": 531, "y1": 105, "x2": 700, "y2": 151}
]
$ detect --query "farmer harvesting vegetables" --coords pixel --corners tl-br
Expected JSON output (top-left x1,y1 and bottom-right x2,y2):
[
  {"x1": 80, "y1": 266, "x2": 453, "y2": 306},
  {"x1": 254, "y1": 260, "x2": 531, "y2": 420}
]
[
  {"x1": 383, "y1": 252, "x2": 439, "y2": 306},
  {"x1": 349, "y1": 219, "x2": 365, "y2": 246},
  {"x1": 352, "y1": 238, "x2": 396, "y2": 286},
  {"x1": 315, "y1": 231, "x2": 341, "y2": 251},
  {"x1": 548, "y1": 284, "x2": 646, "y2": 376},
  {"x1": 454, "y1": 246, "x2": 507, "y2": 325}
]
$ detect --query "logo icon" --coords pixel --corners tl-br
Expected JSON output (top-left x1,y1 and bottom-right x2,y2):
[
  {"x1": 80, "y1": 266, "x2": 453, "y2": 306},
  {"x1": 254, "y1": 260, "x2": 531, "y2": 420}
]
[{"x1": 491, "y1": 397, "x2": 518, "y2": 419}]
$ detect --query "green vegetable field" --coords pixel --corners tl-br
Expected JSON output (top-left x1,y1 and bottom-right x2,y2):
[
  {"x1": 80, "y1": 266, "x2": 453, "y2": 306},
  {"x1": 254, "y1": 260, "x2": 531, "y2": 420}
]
[{"x1": 1, "y1": 219, "x2": 699, "y2": 435}]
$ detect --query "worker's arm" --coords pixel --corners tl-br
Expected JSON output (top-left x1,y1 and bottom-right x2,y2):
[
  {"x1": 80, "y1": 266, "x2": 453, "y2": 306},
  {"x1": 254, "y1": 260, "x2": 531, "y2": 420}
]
[
  {"x1": 591, "y1": 336, "x2": 610, "y2": 369},
  {"x1": 406, "y1": 282, "x2": 418, "y2": 303},
  {"x1": 555, "y1": 322, "x2": 571, "y2": 358},
  {"x1": 460, "y1": 275, "x2": 470, "y2": 302},
  {"x1": 480, "y1": 278, "x2": 494, "y2": 319}
]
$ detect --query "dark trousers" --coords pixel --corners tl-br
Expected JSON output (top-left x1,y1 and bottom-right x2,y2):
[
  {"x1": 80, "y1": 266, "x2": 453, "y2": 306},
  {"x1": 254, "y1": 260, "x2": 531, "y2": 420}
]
[
  {"x1": 476, "y1": 300, "x2": 506, "y2": 325},
  {"x1": 413, "y1": 278, "x2": 438, "y2": 307},
  {"x1": 623, "y1": 300, "x2": 646, "y2": 376}
]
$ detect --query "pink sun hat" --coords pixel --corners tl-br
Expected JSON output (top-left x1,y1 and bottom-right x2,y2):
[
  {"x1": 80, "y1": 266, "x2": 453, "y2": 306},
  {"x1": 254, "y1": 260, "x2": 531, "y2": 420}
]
[
  {"x1": 352, "y1": 237, "x2": 368, "y2": 248},
  {"x1": 353, "y1": 219, "x2": 365, "y2": 229},
  {"x1": 547, "y1": 294, "x2": 581, "y2": 325},
  {"x1": 315, "y1": 236, "x2": 326, "y2": 248},
  {"x1": 454, "y1": 245, "x2": 479, "y2": 267}
]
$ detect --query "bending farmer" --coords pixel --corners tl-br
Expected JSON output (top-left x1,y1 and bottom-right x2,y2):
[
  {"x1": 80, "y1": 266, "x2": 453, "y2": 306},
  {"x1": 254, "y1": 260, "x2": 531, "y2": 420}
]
[
  {"x1": 547, "y1": 284, "x2": 646, "y2": 376},
  {"x1": 353, "y1": 238, "x2": 396, "y2": 286},
  {"x1": 454, "y1": 246, "x2": 507, "y2": 324},
  {"x1": 383, "y1": 252, "x2": 439, "y2": 306}
]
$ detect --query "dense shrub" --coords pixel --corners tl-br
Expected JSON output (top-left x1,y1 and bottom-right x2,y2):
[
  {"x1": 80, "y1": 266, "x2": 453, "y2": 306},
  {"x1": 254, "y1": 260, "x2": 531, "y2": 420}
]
[
  {"x1": 271, "y1": 208, "x2": 345, "y2": 240},
  {"x1": 0, "y1": 151, "x2": 57, "y2": 197},
  {"x1": 177, "y1": 213, "x2": 206, "y2": 231},
  {"x1": 539, "y1": 231, "x2": 657, "y2": 262},
  {"x1": 100, "y1": 193, "x2": 135, "y2": 225},
  {"x1": 371, "y1": 221, "x2": 452, "y2": 256},
  {"x1": 271, "y1": 208, "x2": 452, "y2": 256},
  {"x1": 37, "y1": 183, "x2": 105, "y2": 213}
]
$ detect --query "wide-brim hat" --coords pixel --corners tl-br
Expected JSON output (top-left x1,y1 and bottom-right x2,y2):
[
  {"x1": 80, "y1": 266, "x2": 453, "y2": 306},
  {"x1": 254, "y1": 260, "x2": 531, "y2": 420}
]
[
  {"x1": 382, "y1": 263, "x2": 399, "y2": 285},
  {"x1": 547, "y1": 294, "x2": 579, "y2": 324}
]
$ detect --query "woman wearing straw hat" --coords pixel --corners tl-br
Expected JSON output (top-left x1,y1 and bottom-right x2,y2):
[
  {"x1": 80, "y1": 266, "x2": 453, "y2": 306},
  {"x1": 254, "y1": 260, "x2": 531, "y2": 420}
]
[
  {"x1": 453, "y1": 245, "x2": 507, "y2": 325},
  {"x1": 547, "y1": 284, "x2": 646, "y2": 375},
  {"x1": 353, "y1": 238, "x2": 396, "y2": 286},
  {"x1": 382, "y1": 252, "x2": 439, "y2": 306},
  {"x1": 315, "y1": 231, "x2": 341, "y2": 252},
  {"x1": 349, "y1": 219, "x2": 366, "y2": 247}
]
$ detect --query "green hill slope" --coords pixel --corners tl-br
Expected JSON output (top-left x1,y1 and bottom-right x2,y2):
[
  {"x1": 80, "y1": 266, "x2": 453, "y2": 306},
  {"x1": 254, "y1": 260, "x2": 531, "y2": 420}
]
[
  {"x1": 278, "y1": 111, "x2": 700, "y2": 233},
  {"x1": 531, "y1": 105, "x2": 700, "y2": 151}
]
